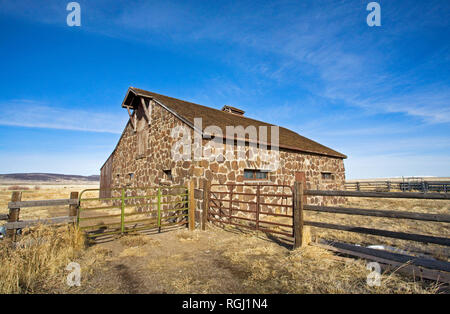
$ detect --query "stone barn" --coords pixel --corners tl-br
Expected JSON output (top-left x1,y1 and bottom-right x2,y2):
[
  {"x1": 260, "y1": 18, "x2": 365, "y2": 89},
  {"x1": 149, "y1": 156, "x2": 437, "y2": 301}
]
[{"x1": 100, "y1": 87, "x2": 347, "y2": 214}]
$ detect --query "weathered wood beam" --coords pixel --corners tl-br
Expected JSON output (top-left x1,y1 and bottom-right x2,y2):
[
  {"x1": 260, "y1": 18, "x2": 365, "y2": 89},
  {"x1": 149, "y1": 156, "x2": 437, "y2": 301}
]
[
  {"x1": 305, "y1": 221, "x2": 450, "y2": 246},
  {"x1": 8, "y1": 198, "x2": 78, "y2": 209},
  {"x1": 305, "y1": 189, "x2": 450, "y2": 200},
  {"x1": 304, "y1": 205, "x2": 450, "y2": 223},
  {"x1": 140, "y1": 97, "x2": 152, "y2": 125},
  {"x1": 4, "y1": 216, "x2": 76, "y2": 230},
  {"x1": 314, "y1": 240, "x2": 450, "y2": 273},
  {"x1": 126, "y1": 106, "x2": 136, "y2": 132}
]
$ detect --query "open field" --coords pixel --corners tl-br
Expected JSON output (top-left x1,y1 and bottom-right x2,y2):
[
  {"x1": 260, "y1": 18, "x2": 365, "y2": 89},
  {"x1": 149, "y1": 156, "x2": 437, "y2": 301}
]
[
  {"x1": 0, "y1": 184, "x2": 447, "y2": 294},
  {"x1": 0, "y1": 183, "x2": 98, "y2": 221},
  {"x1": 347, "y1": 177, "x2": 450, "y2": 183}
]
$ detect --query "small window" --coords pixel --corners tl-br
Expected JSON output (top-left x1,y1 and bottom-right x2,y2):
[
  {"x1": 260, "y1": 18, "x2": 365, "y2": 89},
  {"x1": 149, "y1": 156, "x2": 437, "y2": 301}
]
[
  {"x1": 244, "y1": 169, "x2": 269, "y2": 180},
  {"x1": 163, "y1": 169, "x2": 173, "y2": 180},
  {"x1": 321, "y1": 172, "x2": 333, "y2": 180}
]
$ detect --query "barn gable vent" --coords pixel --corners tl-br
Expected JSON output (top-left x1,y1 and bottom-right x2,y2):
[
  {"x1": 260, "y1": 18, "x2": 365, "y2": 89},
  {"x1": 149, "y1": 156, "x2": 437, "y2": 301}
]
[{"x1": 221, "y1": 105, "x2": 245, "y2": 116}]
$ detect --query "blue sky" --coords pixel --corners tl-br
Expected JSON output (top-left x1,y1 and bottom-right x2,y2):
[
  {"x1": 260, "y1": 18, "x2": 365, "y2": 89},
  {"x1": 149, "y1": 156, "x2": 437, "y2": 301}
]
[{"x1": 0, "y1": 0, "x2": 449, "y2": 179}]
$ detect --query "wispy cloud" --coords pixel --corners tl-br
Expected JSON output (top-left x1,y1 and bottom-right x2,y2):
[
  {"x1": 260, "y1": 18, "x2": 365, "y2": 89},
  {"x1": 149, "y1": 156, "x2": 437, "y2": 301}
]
[
  {"x1": 0, "y1": 100, "x2": 126, "y2": 134},
  {"x1": 0, "y1": 0, "x2": 448, "y2": 178}
]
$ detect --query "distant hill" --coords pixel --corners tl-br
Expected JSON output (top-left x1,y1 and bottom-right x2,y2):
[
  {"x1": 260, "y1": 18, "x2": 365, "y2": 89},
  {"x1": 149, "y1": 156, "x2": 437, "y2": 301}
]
[{"x1": 0, "y1": 173, "x2": 100, "y2": 182}]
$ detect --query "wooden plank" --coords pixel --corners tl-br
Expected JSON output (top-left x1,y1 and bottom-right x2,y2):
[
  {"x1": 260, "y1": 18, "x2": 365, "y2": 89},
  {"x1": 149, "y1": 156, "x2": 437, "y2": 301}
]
[
  {"x1": 8, "y1": 198, "x2": 78, "y2": 208},
  {"x1": 305, "y1": 190, "x2": 450, "y2": 200},
  {"x1": 7, "y1": 191, "x2": 22, "y2": 240},
  {"x1": 314, "y1": 243, "x2": 450, "y2": 284},
  {"x1": 4, "y1": 216, "x2": 76, "y2": 230},
  {"x1": 305, "y1": 221, "x2": 450, "y2": 246},
  {"x1": 188, "y1": 179, "x2": 195, "y2": 231},
  {"x1": 0, "y1": 214, "x2": 8, "y2": 220},
  {"x1": 293, "y1": 181, "x2": 303, "y2": 249},
  {"x1": 314, "y1": 240, "x2": 450, "y2": 273},
  {"x1": 69, "y1": 192, "x2": 79, "y2": 217},
  {"x1": 202, "y1": 179, "x2": 209, "y2": 231},
  {"x1": 304, "y1": 205, "x2": 450, "y2": 223}
]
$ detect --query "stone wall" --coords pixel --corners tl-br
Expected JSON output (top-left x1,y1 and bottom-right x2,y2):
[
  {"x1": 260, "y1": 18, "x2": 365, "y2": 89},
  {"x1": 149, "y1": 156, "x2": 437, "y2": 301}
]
[{"x1": 101, "y1": 100, "x2": 346, "y2": 219}]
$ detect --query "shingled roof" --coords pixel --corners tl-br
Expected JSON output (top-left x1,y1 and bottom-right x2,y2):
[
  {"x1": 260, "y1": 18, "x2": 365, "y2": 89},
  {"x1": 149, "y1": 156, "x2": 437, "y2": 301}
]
[{"x1": 122, "y1": 87, "x2": 346, "y2": 159}]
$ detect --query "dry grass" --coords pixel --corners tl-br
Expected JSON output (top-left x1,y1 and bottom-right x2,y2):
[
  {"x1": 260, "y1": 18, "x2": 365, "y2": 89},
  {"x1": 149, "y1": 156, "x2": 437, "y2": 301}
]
[
  {"x1": 120, "y1": 234, "x2": 160, "y2": 247},
  {"x1": 145, "y1": 226, "x2": 438, "y2": 294},
  {"x1": 219, "y1": 238, "x2": 435, "y2": 293},
  {"x1": 0, "y1": 225, "x2": 86, "y2": 293}
]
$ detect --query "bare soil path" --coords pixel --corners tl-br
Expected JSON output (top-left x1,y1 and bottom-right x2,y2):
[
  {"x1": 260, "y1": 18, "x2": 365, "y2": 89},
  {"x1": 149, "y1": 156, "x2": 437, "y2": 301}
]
[
  {"x1": 71, "y1": 226, "x2": 272, "y2": 293},
  {"x1": 63, "y1": 225, "x2": 436, "y2": 294}
]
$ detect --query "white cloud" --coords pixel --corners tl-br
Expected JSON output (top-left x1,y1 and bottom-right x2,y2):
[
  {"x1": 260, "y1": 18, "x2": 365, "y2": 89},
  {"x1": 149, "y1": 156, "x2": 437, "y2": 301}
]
[{"x1": 0, "y1": 100, "x2": 127, "y2": 134}]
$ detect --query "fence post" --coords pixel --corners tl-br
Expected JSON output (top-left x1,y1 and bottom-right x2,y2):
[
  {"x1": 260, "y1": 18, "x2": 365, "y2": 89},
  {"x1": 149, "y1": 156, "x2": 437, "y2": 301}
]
[
  {"x1": 188, "y1": 179, "x2": 195, "y2": 231},
  {"x1": 7, "y1": 191, "x2": 22, "y2": 241},
  {"x1": 69, "y1": 192, "x2": 79, "y2": 220},
  {"x1": 293, "y1": 181, "x2": 304, "y2": 249},
  {"x1": 120, "y1": 188, "x2": 125, "y2": 234},
  {"x1": 256, "y1": 185, "x2": 260, "y2": 231},
  {"x1": 157, "y1": 187, "x2": 161, "y2": 233},
  {"x1": 202, "y1": 179, "x2": 210, "y2": 231}
]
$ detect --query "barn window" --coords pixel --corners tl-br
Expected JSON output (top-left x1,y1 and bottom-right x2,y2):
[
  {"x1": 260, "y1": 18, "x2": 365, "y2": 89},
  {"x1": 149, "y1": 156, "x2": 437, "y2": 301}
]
[
  {"x1": 163, "y1": 169, "x2": 173, "y2": 180},
  {"x1": 321, "y1": 172, "x2": 333, "y2": 180},
  {"x1": 244, "y1": 169, "x2": 269, "y2": 180}
]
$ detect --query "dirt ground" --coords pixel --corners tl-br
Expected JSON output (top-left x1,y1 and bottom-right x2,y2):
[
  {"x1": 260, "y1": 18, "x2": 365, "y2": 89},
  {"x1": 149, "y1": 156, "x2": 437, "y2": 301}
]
[
  {"x1": 63, "y1": 226, "x2": 287, "y2": 294},
  {"x1": 50, "y1": 225, "x2": 437, "y2": 294}
]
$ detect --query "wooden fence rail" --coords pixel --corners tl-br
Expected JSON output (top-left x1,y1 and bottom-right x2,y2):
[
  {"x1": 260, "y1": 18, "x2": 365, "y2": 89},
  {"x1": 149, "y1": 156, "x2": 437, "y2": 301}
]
[
  {"x1": 302, "y1": 189, "x2": 450, "y2": 247},
  {"x1": 4, "y1": 216, "x2": 76, "y2": 230},
  {"x1": 2, "y1": 191, "x2": 79, "y2": 240},
  {"x1": 345, "y1": 180, "x2": 450, "y2": 193},
  {"x1": 303, "y1": 205, "x2": 450, "y2": 223},
  {"x1": 8, "y1": 199, "x2": 78, "y2": 209},
  {"x1": 306, "y1": 189, "x2": 450, "y2": 200}
]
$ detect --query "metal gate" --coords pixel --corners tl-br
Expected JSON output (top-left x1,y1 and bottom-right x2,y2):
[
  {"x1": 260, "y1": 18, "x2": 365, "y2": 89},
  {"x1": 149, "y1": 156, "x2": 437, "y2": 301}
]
[
  {"x1": 78, "y1": 185, "x2": 190, "y2": 239},
  {"x1": 207, "y1": 183, "x2": 294, "y2": 238}
]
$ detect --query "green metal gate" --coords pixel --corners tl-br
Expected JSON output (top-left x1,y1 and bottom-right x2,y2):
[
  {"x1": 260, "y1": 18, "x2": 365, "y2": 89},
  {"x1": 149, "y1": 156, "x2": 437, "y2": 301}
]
[{"x1": 77, "y1": 185, "x2": 190, "y2": 239}]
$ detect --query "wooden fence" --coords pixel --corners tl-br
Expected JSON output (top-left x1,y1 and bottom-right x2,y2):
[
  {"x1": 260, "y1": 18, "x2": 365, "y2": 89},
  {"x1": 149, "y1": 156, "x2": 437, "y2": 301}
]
[
  {"x1": 203, "y1": 181, "x2": 450, "y2": 283},
  {"x1": 346, "y1": 180, "x2": 450, "y2": 193},
  {"x1": 303, "y1": 189, "x2": 450, "y2": 246},
  {"x1": 302, "y1": 188, "x2": 450, "y2": 282},
  {"x1": 2, "y1": 182, "x2": 450, "y2": 282},
  {"x1": 1, "y1": 182, "x2": 197, "y2": 241},
  {"x1": 1, "y1": 191, "x2": 79, "y2": 241}
]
